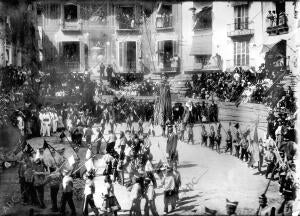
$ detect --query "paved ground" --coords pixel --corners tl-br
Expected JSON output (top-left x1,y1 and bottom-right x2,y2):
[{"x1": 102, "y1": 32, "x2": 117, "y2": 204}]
[{"x1": 0, "y1": 105, "x2": 284, "y2": 215}]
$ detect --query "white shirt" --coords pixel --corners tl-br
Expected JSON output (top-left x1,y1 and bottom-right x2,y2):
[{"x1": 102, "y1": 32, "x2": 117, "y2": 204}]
[
  {"x1": 84, "y1": 179, "x2": 95, "y2": 195},
  {"x1": 275, "y1": 126, "x2": 282, "y2": 136},
  {"x1": 17, "y1": 116, "x2": 24, "y2": 130}
]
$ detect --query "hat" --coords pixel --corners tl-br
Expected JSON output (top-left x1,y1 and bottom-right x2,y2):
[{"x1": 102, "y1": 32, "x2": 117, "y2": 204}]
[
  {"x1": 226, "y1": 199, "x2": 238, "y2": 208},
  {"x1": 234, "y1": 123, "x2": 239, "y2": 129},
  {"x1": 204, "y1": 207, "x2": 217, "y2": 215},
  {"x1": 259, "y1": 194, "x2": 267, "y2": 204}
]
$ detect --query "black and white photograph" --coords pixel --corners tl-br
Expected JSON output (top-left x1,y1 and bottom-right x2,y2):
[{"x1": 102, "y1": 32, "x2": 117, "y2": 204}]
[{"x1": 0, "y1": 0, "x2": 300, "y2": 215}]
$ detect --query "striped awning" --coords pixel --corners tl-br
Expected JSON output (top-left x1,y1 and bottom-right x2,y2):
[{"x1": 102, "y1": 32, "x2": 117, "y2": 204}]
[{"x1": 190, "y1": 34, "x2": 212, "y2": 55}]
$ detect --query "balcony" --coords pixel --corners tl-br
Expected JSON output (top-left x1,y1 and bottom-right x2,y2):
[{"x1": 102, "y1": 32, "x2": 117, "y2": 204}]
[
  {"x1": 156, "y1": 15, "x2": 173, "y2": 30},
  {"x1": 60, "y1": 20, "x2": 82, "y2": 32},
  {"x1": 266, "y1": 13, "x2": 289, "y2": 36},
  {"x1": 266, "y1": 25, "x2": 289, "y2": 36},
  {"x1": 117, "y1": 20, "x2": 139, "y2": 33},
  {"x1": 227, "y1": 21, "x2": 254, "y2": 38}
]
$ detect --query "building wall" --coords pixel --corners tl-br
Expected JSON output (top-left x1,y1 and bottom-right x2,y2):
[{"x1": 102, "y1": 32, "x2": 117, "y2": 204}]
[{"x1": 39, "y1": 0, "x2": 298, "y2": 76}]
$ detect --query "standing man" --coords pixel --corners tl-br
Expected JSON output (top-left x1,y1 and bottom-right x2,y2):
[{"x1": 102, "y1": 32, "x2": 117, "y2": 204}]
[
  {"x1": 257, "y1": 194, "x2": 276, "y2": 216},
  {"x1": 60, "y1": 169, "x2": 77, "y2": 216},
  {"x1": 106, "y1": 64, "x2": 113, "y2": 83},
  {"x1": 166, "y1": 124, "x2": 178, "y2": 166},
  {"x1": 33, "y1": 157, "x2": 48, "y2": 209},
  {"x1": 82, "y1": 170, "x2": 99, "y2": 216},
  {"x1": 99, "y1": 62, "x2": 105, "y2": 80},
  {"x1": 162, "y1": 165, "x2": 176, "y2": 215},
  {"x1": 42, "y1": 108, "x2": 51, "y2": 137},
  {"x1": 44, "y1": 166, "x2": 62, "y2": 212}
]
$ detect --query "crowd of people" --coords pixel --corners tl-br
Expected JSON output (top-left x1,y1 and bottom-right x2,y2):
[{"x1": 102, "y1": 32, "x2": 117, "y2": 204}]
[
  {"x1": 40, "y1": 71, "x2": 96, "y2": 99},
  {"x1": 15, "y1": 107, "x2": 183, "y2": 216},
  {"x1": 185, "y1": 66, "x2": 288, "y2": 105}
]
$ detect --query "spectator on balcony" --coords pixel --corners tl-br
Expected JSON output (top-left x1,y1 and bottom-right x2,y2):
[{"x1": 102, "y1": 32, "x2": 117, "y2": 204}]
[
  {"x1": 278, "y1": 11, "x2": 287, "y2": 26},
  {"x1": 272, "y1": 11, "x2": 277, "y2": 26},
  {"x1": 171, "y1": 55, "x2": 179, "y2": 72},
  {"x1": 266, "y1": 11, "x2": 274, "y2": 27},
  {"x1": 131, "y1": 18, "x2": 135, "y2": 29}
]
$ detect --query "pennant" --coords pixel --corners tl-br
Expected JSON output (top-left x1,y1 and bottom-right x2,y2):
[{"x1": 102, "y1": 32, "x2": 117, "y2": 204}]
[{"x1": 23, "y1": 142, "x2": 35, "y2": 156}]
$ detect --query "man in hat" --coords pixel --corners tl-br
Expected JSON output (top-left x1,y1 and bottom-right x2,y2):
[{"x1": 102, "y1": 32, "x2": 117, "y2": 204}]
[
  {"x1": 60, "y1": 169, "x2": 76, "y2": 216},
  {"x1": 166, "y1": 124, "x2": 178, "y2": 166},
  {"x1": 201, "y1": 125, "x2": 208, "y2": 147},
  {"x1": 204, "y1": 207, "x2": 217, "y2": 215},
  {"x1": 225, "y1": 129, "x2": 233, "y2": 155},
  {"x1": 275, "y1": 119, "x2": 283, "y2": 147},
  {"x1": 162, "y1": 165, "x2": 176, "y2": 214},
  {"x1": 257, "y1": 194, "x2": 276, "y2": 216},
  {"x1": 265, "y1": 145, "x2": 277, "y2": 179},
  {"x1": 129, "y1": 175, "x2": 143, "y2": 216},
  {"x1": 143, "y1": 167, "x2": 159, "y2": 216},
  {"x1": 82, "y1": 169, "x2": 99, "y2": 216},
  {"x1": 33, "y1": 154, "x2": 48, "y2": 209},
  {"x1": 42, "y1": 108, "x2": 51, "y2": 137},
  {"x1": 226, "y1": 199, "x2": 238, "y2": 216},
  {"x1": 107, "y1": 130, "x2": 117, "y2": 154},
  {"x1": 84, "y1": 124, "x2": 94, "y2": 145},
  {"x1": 44, "y1": 163, "x2": 63, "y2": 212},
  {"x1": 172, "y1": 162, "x2": 181, "y2": 205}
]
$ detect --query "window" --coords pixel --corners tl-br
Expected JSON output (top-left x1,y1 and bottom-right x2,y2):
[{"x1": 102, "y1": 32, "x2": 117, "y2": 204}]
[
  {"x1": 156, "y1": 4, "x2": 172, "y2": 28},
  {"x1": 234, "y1": 41, "x2": 249, "y2": 66},
  {"x1": 63, "y1": 42, "x2": 80, "y2": 62},
  {"x1": 157, "y1": 40, "x2": 177, "y2": 69},
  {"x1": 118, "y1": 6, "x2": 135, "y2": 29},
  {"x1": 194, "y1": 7, "x2": 212, "y2": 30},
  {"x1": 234, "y1": 5, "x2": 249, "y2": 30},
  {"x1": 64, "y1": 4, "x2": 78, "y2": 22},
  {"x1": 195, "y1": 55, "x2": 211, "y2": 66}
]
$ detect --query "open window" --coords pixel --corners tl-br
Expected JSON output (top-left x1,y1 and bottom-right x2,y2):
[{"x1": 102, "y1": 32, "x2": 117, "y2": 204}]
[
  {"x1": 234, "y1": 5, "x2": 249, "y2": 30},
  {"x1": 119, "y1": 41, "x2": 137, "y2": 73},
  {"x1": 194, "y1": 6, "x2": 212, "y2": 30},
  {"x1": 64, "y1": 4, "x2": 78, "y2": 22},
  {"x1": 157, "y1": 40, "x2": 177, "y2": 70},
  {"x1": 156, "y1": 4, "x2": 173, "y2": 28},
  {"x1": 118, "y1": 6, "x2": 136, "y2": 29}
]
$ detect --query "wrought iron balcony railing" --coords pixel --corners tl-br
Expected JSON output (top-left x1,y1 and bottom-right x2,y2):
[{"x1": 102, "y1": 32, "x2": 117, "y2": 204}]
[
  {"x1": 60, "y1": 20, "x2": 82, "y2": 32},
  {"x1": 156, "y1": 15, "x2": 173, "y2": 30},
  {"x1": 227, "y1": 21, "x2": 254, "y2": 38}
]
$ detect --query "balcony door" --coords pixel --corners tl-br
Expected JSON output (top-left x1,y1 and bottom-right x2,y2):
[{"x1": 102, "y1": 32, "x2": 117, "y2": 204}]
[
  {"x1": 234, "y1": 5, "x2": 248, "y2": 30},
  {"x1": 60, "y1": 41, "x2": 81, "y2": 72},
  {"x1": 119, "y1": 41, "x2": 137, "y2": 73},
  {"x1": 157, "y1": 40, "x2": 177, "y2": 70}
]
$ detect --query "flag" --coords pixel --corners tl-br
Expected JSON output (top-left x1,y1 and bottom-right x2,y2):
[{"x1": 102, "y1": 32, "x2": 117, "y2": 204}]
[
  {"x1": 23, "y1": 142, "x2": 35, "y2": 156},
  {"x1": 68, "y1": 155, "x2": 75, "y2": 167}
]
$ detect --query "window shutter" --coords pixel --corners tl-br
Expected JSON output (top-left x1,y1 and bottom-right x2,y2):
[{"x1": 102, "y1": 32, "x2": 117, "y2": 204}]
[
  {"x1": 58, "y1": 41, "x2": 63, "y2": 59},
  {"x1": 124, "y1": 42, "x2": 128, "y2": 72},
  {"x1": 80, "y1": 40, "x2": 85, "y2": 72},
  {"x1": 172, "y1": 40, "x2": 178, "y2": 56},
  {"x1": 157, "y1": 41, "x2": 163, "y2": 65},
  {"x1": 119, "y1": 42, "x2": 123, "y2": 69}
]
